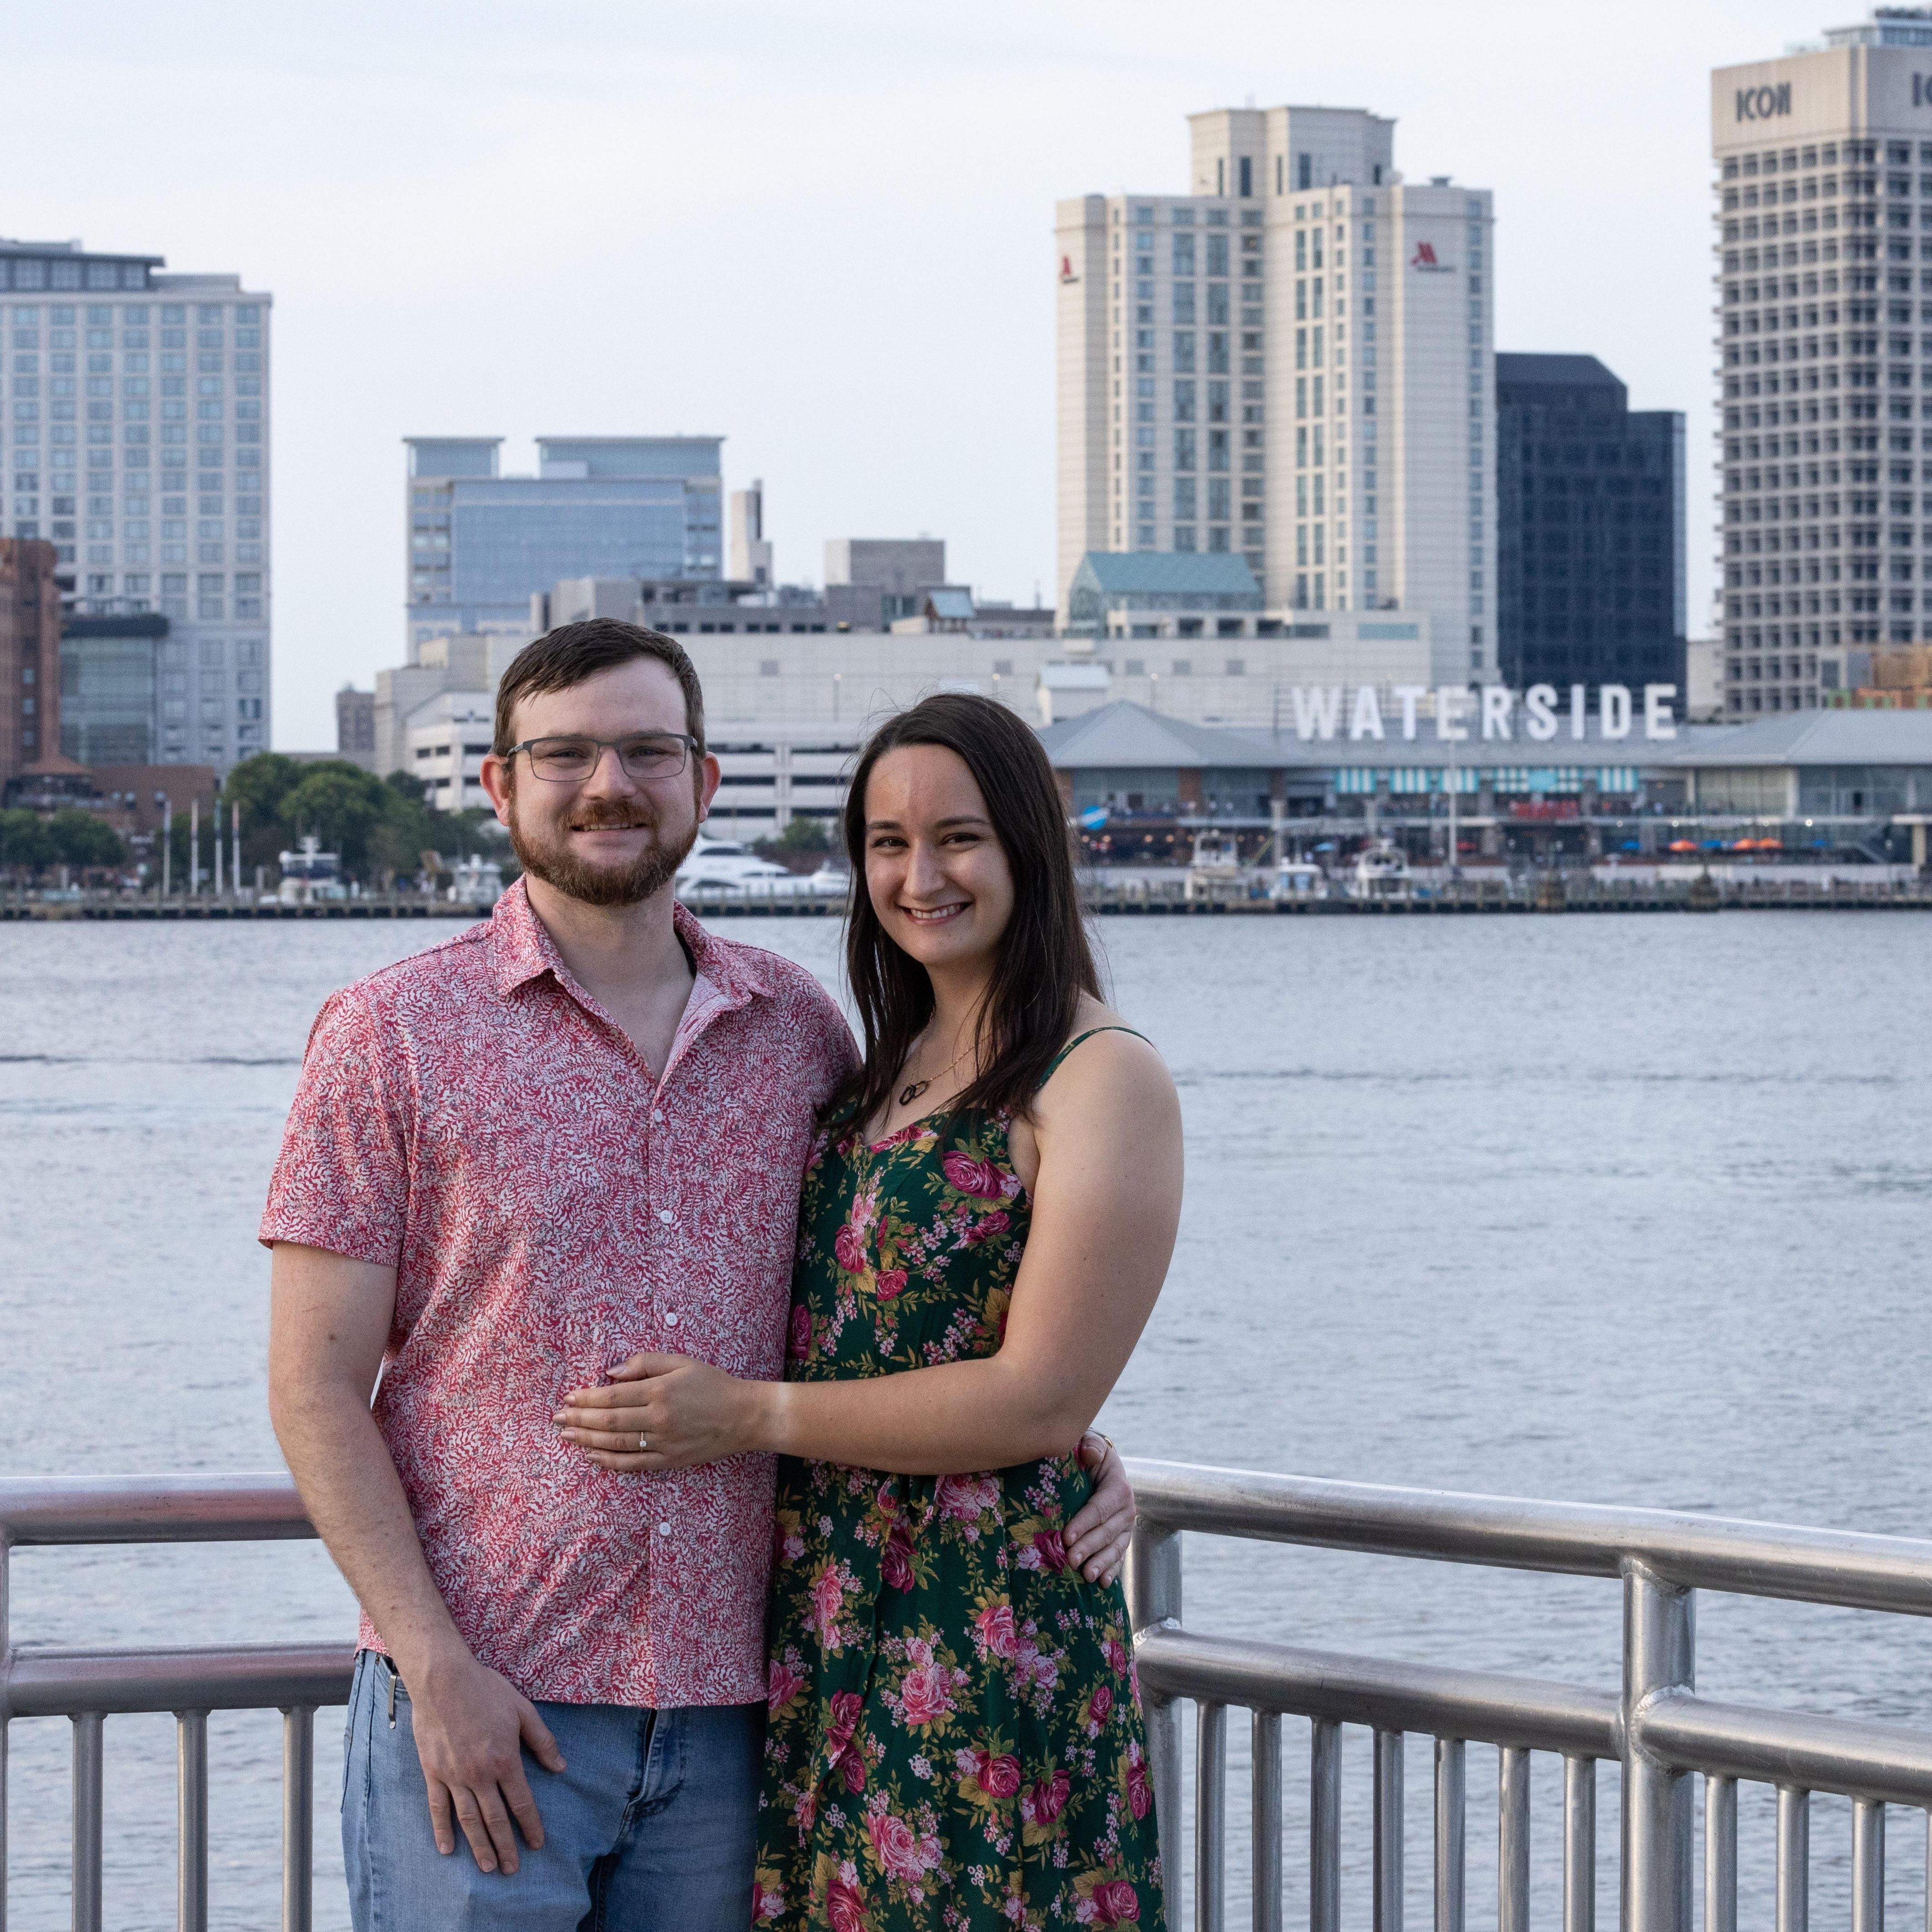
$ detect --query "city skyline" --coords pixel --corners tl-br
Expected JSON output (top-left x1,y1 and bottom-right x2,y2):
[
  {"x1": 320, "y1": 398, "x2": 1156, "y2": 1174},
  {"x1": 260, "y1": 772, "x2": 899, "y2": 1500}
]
[{"x1": 2, "y1": 0, "x2": 1842, "y2": 748}]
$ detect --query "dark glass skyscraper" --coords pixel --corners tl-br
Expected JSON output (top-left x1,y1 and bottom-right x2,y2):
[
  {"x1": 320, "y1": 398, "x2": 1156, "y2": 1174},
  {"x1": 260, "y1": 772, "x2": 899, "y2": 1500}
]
[{"x1": 1496, "y1": 354, "x2": 1685, "y2": 694}]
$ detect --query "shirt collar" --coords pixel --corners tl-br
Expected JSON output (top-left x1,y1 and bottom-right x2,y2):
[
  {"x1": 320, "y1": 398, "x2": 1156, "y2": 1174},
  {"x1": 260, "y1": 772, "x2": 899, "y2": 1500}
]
[{"x1": 489, "y1": 877, "x2": 774, "y2": 1006}]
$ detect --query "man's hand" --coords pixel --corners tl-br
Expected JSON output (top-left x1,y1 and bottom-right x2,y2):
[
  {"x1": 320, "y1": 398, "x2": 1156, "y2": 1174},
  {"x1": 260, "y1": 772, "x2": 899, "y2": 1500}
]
[
  {"x1": 406, "y1": 1645, "x2": 566, "y2": 1874},
  {"x1": 1065, "y1": 1432, "x2": 1136, "y2": 1586},
  {"x1": 554, "y1": 1352, "x2": 766, "y2": 1472}
]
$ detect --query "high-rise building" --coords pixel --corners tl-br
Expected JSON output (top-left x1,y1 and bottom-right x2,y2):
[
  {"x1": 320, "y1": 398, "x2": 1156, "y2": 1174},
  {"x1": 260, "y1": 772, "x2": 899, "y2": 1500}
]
[
  {"x1": 0, "y1": 238, "x2": 270, "y2": 774},
  {"x1": 336, "y1": 684, "x2": 376, "y2": 769},
  {"x1": 1496, "y1": 354, "x2": 1686, "y2": 694},
  {"x1": 1056, "y1": 107, "x2": 1494, "y2": 682},
  {"x1": 730, "y1": 478, "x2": 774, "y2": 589},
  {"x1": 0, "y1": 537, "x2": 61, "y2": 783},
  {"x1": 1713, "y1": 7, "x2": 1932, "y2": 716},
  {"x1": 403, "y1": 436, "x2": 724, "y2": 653}
]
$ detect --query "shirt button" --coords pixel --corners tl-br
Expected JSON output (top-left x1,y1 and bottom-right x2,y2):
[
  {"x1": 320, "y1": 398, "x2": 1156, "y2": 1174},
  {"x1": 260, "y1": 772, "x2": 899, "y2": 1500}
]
[
  {"x1": 657, "y1": 1521, "x2": 672, "y2": 1537},
  {"x1": 665, "y1": 1311, "x2": 680, "y2": 1327},
  {"x1": 657, "y1": 1209, "x2": 674, "y2": 1224},
  {"x1": 652, "y1": 1111, "x2": 664, "y2": 1124}
]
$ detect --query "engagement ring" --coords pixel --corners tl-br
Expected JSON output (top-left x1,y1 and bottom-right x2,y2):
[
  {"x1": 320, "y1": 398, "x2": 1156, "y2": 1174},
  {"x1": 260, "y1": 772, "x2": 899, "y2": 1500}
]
[{"x1": 639, "y1": 1435, "x2": 649, "y2": 1451}]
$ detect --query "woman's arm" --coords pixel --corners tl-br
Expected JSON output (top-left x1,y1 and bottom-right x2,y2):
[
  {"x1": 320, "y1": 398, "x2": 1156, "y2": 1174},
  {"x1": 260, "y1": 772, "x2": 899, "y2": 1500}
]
[{"x1": 555, "y1": 1030, "x2": 1183, "y2": 1476}]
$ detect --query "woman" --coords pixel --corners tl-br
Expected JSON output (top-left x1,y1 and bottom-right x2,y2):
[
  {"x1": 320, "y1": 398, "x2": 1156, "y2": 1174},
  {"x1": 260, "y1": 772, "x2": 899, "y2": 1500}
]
[{"x1": 557, "y1": 694, "x2": 1184, "y2": 1930}]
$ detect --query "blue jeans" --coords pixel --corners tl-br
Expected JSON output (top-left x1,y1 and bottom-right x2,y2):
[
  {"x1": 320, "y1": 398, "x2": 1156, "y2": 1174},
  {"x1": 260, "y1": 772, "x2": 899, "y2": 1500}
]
[{"x1": 341, "y1": 1650, "x2": 762, "y2": 1931}]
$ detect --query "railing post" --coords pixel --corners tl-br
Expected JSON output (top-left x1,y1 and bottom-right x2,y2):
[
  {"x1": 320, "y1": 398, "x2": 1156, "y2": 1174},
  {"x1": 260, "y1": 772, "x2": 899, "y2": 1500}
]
[
  {"x1": 1375, "y1": 1730, "x2": 1404, "y2": 1932},
  {"x1": 1852, "y1": 1798, "x2": 1883, "y2": 1932},
  {"x1": 1197, "y1": 1701, "x2": 1227, "y2": 1932},
  {"x1": 1311, "y1": 1721, "x2": 1342, "y2": 1932},
  {"x1": 1499, "y1": 1746, "x2": 1530, "y2": 1932},
  {"x1": 176, "y1": 1711, "x2": 209, "y2": 1932},
  {"x1": 72, "y1": 1710, "x2": 104, "y2": 1932},
  {"x1": 1434, "y1": 1738, "x2": 1465, "y2": 1932},
  {"x1": 1565, "y1": 1756, "x2": 1597, "y2": 1932},
  {"x1": 1253, "y1": 1711, "x2": 1283, "y2": 1932},
  {"x1": 1126, "y1": 1521, "x2": 1183, "y2": 1911},
  {"x1": 1621, "y1": 1560, "x2": 1694, "y2": 1932},
  {"x1": 1776, "y1": 1787, "x2": 1810, "y2": 1932},
  {"x1": 1705, "y1": 1777, "x2": 1737, "y2": 1932},
  {"x1": 282, "y1": 1705, "x2": 314, "y2": 1932},
  {"x1": 1, "y1": 1528, "x2": 10, "y2": 1932}
]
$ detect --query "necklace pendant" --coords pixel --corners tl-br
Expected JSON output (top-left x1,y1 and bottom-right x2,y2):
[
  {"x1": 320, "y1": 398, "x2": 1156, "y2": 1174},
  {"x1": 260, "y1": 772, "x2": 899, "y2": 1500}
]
[{"x1": 897, "y1": 1078, "x2": 930, "y2": 1108}]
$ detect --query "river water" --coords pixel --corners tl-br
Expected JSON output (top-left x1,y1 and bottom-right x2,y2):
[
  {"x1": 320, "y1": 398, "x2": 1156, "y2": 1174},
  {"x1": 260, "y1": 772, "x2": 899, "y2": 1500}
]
[{"x1": 2, "y1": 911, "x2": 1930, "y2": 1931}]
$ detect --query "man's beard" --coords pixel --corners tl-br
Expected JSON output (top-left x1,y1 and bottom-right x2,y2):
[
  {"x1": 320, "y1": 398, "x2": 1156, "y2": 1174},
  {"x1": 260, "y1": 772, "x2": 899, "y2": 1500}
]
[{"x1": 506, "y1": 789, "x2": 700, "y2": 908}]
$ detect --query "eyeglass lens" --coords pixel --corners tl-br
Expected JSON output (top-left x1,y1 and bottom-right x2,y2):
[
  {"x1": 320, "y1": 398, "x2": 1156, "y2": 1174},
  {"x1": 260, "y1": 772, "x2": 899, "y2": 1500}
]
[{"x1": 527, "y1": 736, "x2": 689, "y2": 780}]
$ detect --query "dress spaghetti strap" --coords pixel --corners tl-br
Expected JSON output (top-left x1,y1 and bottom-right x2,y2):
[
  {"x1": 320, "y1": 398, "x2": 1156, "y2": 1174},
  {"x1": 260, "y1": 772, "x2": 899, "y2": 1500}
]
[{"x1": 1038, "y1": 1024, "x2": 1150, "y2": 1088}]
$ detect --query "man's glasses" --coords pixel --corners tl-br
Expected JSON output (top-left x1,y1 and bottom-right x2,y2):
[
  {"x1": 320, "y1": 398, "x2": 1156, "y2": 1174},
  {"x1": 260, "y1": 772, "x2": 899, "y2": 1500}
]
[{"x1": 504, "y1": 734, "x2": 699, "y2": 784}]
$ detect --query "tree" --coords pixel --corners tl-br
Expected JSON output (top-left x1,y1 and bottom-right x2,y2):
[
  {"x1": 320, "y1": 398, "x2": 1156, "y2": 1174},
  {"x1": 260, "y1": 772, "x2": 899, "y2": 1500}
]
[
  {"x1": 754, "y1": 817, "x2": 834, "y2": 864},
  {"x1": 279, "y1": 765, "x2": 389, "y2": 873},
  {"x1": 47, "y1": 809, "x2": 126, "y2": 872},
  {"x1": 0, "y1": 808, "x2": 57, "y2": 877}
]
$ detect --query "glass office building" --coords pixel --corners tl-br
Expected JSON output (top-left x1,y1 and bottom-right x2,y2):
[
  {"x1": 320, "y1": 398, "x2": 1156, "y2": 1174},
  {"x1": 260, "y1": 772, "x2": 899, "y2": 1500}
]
[
  {"x1": 1496, "y1": 354, "x2": 1686, "y2": 694},
  {"x1": 58, "y1": 613, "x2": 163, "y2": 765},
  {"x1": 404, "y1": 436, "x2": 724, "y2": 651}
]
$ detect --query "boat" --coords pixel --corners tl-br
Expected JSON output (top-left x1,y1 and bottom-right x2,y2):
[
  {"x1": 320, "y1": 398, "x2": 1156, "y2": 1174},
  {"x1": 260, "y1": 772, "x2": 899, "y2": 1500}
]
[
  {"x1": 1184, "y1": 829, "x2": 1246, "y2": 900},
  {"x1": 274, "y1": 836, "x2": 347, "y2": 906},
  {"x1": 446, "y1": 855, "x2": 503, "y2": 908},
  {"x1": 1346, "y1": 840, "x2": 1411, "y2": 902},
  {"x1": 1270, "y1": 859, "x2": 1330, "y2": 901},
  {"x1": 675, "y1": 834, "x2": 800, "y2": 901}
]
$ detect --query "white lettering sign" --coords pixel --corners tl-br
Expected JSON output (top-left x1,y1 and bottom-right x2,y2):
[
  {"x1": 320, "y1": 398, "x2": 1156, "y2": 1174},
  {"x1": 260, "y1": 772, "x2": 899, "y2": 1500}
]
[{"x1": 1275, "y1": 685, "x2": 1677, "y2": 743}]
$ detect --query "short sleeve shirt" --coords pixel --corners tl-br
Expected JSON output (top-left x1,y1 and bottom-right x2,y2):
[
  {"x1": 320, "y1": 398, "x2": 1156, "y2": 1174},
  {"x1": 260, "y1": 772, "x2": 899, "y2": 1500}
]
[{"x1": 259, "y1": 882, "x2": 856, "y2": 1707}]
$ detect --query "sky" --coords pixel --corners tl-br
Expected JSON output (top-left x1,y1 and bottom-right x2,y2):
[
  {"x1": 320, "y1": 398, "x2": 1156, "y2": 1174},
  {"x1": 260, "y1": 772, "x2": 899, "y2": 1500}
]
[{"x1": 7, "y1": 0, "x2": 1848, "y2": 748}]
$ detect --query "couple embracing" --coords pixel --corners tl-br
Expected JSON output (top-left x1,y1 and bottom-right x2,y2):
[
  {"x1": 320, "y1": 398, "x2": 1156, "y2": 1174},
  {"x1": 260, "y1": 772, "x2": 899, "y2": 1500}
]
[{"x1": 263, "y1": 619, "x2": 1184, "y2": 1930}]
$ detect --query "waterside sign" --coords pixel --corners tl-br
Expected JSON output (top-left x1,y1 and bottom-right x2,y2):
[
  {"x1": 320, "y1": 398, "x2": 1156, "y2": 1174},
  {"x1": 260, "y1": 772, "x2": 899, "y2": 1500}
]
[{"x1": 1281, "y1": 684, "x2": 1679, "y2": 744}]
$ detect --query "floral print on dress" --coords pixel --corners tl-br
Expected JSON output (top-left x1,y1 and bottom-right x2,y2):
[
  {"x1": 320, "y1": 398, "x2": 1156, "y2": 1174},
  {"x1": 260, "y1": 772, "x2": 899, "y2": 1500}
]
[{"x1": 757, "y1": 1110, "x2": 1166, "y2": 1932}]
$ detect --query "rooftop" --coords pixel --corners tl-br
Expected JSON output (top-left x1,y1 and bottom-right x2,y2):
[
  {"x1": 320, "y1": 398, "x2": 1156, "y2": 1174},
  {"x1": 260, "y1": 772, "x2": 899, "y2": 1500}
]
[{"x1": 1072, "y1": 552, "x2": 1260, "y2": 597}]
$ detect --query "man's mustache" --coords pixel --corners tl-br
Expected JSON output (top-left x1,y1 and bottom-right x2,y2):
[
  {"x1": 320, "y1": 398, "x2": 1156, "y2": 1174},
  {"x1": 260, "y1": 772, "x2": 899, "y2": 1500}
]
[{"x1": 565, "y1": 806, "x2": 659, "y2": 831}]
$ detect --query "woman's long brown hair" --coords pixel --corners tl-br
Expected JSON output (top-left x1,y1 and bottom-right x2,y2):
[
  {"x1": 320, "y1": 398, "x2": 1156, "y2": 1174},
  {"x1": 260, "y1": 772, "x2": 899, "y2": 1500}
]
[{"x1": 831, "y1": 693, "x2": 1101, "y2": 1130}]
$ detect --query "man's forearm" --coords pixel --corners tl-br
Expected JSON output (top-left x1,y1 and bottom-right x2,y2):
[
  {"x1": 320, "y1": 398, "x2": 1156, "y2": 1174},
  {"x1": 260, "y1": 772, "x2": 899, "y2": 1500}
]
[{"x1": 273, "y1": 1387, "x2": 470, "y2": 1681}]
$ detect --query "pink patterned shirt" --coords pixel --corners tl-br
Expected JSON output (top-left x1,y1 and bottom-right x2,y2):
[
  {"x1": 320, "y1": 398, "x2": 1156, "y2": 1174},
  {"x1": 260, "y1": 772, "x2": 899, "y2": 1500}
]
[{"x1": 260, "y1": 881, "x2": 856, "y2": 1707}]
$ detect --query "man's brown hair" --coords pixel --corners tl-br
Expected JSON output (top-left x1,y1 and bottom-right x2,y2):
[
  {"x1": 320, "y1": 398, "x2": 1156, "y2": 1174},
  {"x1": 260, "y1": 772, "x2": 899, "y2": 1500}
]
[{"x1": 492, "y1": 619, "x2": 707, "y2": 759}]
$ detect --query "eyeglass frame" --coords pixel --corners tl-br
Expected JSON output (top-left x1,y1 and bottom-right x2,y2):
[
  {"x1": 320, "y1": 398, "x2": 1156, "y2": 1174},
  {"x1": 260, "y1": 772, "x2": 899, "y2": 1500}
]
[{"x1": 499, "y1": 732, "x2": 703, "y2": 784}]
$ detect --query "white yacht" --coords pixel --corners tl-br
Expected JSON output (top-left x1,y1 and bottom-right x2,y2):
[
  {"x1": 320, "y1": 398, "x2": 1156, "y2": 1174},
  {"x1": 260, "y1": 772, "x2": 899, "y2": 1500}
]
[
  {"x1": 674, "y1": 834, "x2": 797, "y2": 901},
  {"x1": 1184, "y1": 829, "x2": 1246, "y2": 900},
  {"x1": 1347, "y1": 841, "x2": 1412, "y2": 902}
]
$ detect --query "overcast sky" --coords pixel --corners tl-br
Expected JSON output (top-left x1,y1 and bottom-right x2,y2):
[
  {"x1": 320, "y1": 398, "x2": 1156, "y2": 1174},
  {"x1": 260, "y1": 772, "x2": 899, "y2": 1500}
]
[{"x1": 10, "y1": 0, "x2": 1842, "y2": 747}]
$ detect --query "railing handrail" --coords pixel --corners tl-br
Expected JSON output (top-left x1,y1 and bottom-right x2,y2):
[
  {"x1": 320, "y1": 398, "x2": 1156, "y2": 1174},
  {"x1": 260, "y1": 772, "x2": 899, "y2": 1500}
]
[
  {"x1": 1125, "y1": 1457, "x2": 1932, "y2": 1615},
  {"x1": 0, "y1": 1472, "x2": 313, "y2": 1545}
]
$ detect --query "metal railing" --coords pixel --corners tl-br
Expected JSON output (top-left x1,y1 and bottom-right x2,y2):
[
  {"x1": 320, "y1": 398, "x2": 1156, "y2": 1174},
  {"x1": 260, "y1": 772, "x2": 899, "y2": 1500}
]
[
  {"x1": 0, "y1": 1475, "x2": 351, "y2": 1932},
  {"x1": 12, "y1": 1466, "x2": 1932, "y2": 1932},
  {"x1": 1124, "y1": 1461, "x2": 1932, "y2": 1932}
]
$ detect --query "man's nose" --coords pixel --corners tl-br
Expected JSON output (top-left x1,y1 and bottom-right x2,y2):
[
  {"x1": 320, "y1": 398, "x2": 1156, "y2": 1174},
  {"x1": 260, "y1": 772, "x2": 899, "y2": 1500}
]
[{"x1": 579, "y1": 745, "x2": 641, "y2": 796}]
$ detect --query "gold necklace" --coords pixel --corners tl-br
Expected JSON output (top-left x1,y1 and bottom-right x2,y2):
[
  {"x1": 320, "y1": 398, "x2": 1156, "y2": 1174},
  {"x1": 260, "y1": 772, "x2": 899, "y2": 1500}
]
[{"x1": 896, "y1": 1037, "x2": 974, "y2": 1110}]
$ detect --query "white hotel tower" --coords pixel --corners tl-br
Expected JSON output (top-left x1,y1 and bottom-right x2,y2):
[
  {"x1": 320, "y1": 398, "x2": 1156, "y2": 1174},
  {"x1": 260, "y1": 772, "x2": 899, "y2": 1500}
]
[
  {"x1": 1056, "y1": 106, "x2": 1494, "y2": 682},
  {"x1": 1714, "y1": 7, "x2": 1932, "y2": 716}
]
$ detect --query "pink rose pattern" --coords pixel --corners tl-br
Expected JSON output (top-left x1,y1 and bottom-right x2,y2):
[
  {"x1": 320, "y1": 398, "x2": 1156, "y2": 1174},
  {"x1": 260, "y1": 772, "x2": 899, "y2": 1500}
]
[{"x1": 758, "y1": 1111, "x2": 1164, "y2": 1931}]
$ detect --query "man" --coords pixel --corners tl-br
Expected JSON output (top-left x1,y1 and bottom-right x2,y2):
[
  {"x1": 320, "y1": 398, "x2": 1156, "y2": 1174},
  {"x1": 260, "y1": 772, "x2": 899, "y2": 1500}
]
[{"x1": 263, "y1": 620, "x2": 1133, "y2": 1929}]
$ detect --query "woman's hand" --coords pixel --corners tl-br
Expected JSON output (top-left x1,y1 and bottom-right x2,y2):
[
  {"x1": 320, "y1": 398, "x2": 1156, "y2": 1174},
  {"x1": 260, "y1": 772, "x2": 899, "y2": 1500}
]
[
  {"x1": 554, "y1": 1353, "x2": 770, "y2": 1472},
  {"x1": 1065, "y1": 1432, "x2": 1136, "y2": 1586}
]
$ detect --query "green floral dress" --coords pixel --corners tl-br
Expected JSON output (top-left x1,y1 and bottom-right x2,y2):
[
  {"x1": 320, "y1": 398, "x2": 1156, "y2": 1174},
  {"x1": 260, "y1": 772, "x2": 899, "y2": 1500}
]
[{"x1": 757, "y1": 1058, "x2": 1165, "y2": 1932}]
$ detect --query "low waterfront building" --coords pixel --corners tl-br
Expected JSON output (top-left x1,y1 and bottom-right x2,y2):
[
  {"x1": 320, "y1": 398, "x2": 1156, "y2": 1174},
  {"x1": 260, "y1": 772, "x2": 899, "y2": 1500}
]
[{"x1": 1034, "y1": 698, "x2": 1932, "y2": 865}]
